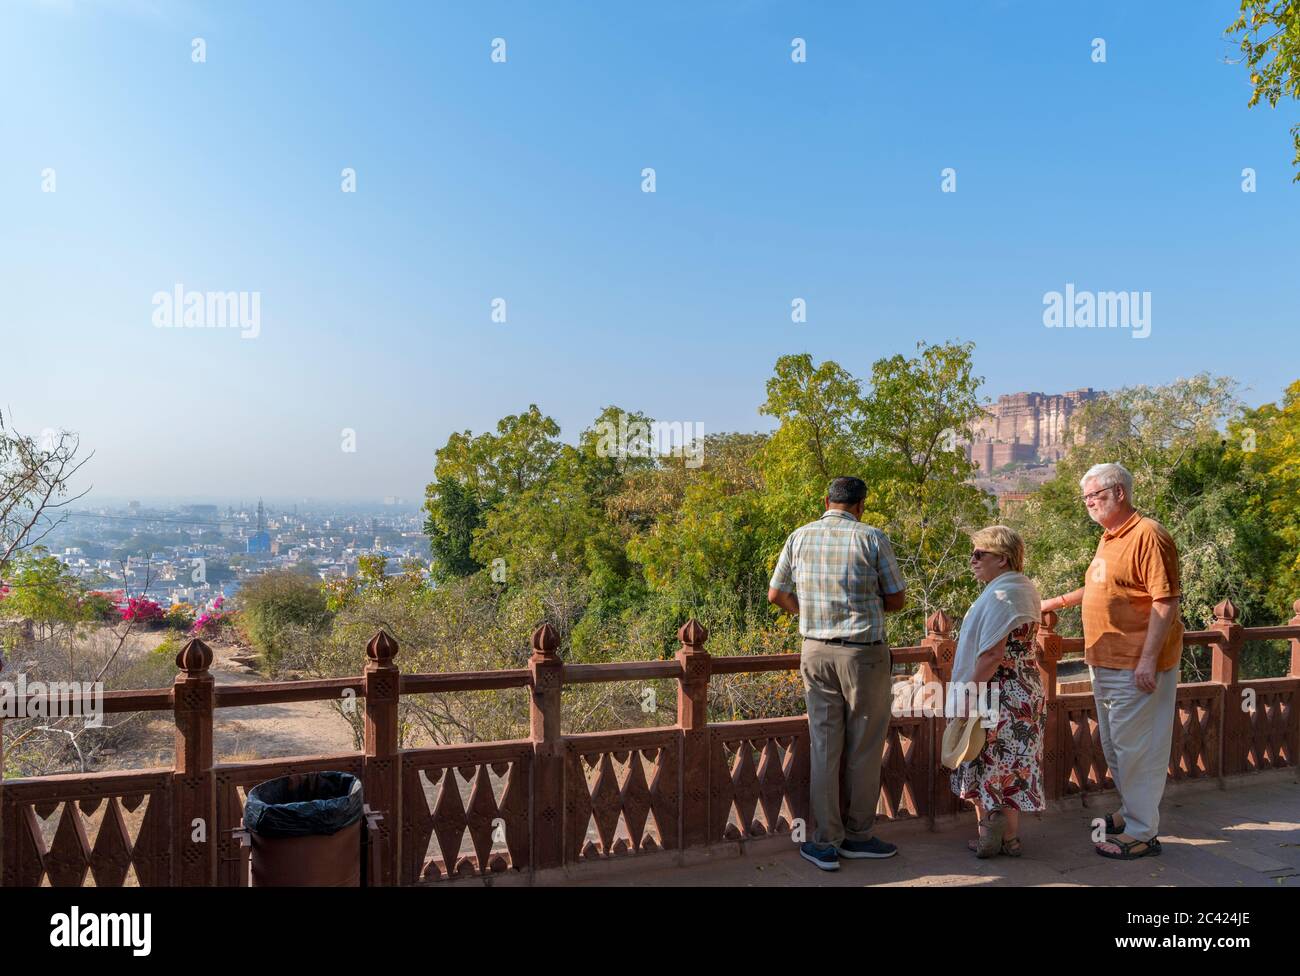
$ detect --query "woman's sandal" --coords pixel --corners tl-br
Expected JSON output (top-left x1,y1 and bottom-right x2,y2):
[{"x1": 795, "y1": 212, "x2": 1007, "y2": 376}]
[
  {"x1": 968, "y1": 835, "x2": 1024, "y2": 856},
  {"x1": 1096, "y1": 836, "x2": 1162, "y2": 860},
  {"x1": 974, "y1": 810, "x2": 1006, "y2": 859}
]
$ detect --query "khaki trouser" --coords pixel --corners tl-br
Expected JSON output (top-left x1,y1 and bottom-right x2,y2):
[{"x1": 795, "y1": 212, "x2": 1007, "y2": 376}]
[
  {"x1": 1091, "y1": 663, "x2": 1179, "y2": 842},
  {"x1": 800, "y1": 638, "x2": 892, "y2": 849}
]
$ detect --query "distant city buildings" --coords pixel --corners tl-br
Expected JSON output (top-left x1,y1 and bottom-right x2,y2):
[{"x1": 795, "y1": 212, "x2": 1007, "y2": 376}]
[
  {"x1": 33, "y1": 498, "x2": 424, "y2": 609},
  {"x1": 245, "y1": 499, "x2": 271, "y2": 554}
]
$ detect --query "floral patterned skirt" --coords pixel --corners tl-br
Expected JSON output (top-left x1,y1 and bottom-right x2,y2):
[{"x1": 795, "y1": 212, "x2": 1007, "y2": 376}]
[{"x1": 949, "y1": 638, "x2": 1046, "y2": 812}]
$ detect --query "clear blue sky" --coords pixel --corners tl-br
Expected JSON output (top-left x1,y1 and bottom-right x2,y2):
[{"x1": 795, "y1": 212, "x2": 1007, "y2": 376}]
[{"x1": 2, "y1": 0, "x2": 1296, "y2": 502}]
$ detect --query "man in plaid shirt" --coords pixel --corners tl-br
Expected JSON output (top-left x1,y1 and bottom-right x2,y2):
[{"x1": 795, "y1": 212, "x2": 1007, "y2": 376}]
[{"x1": 767, "y1": 476, "x2": 907, "y2": 871}]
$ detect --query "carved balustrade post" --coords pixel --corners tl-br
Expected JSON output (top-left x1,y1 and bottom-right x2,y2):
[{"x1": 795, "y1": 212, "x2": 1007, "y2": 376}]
[
  {"x1": 1289, "y1": 600, "x2": 1300, "y2": 779},
  {"x1": 920, "y1": 610, "x2": 955, "y2": 824},
  {"x1": 528, "y1": 623, "x2": 564, "y2": 869},
  {"x1": 1210, "y1": 599, "x2": 1243, "y2": 779},
  {"x1": 675, "y1": 619, "x2": 711, "y2": 848},
  {"x1": 173, "y1": 637, "x2": 215, "y2": 885},
  {"x1": 920, "y1": 609, "x2": 954, "y2": 685},
  {"x1": 363, "y1": 629, "x2": 400, "y2": 885},
  {"x1": 1289, "y1": 599, "x2": 1300, "y2": 679},
  {"x1": 1035, "y1": 611, "x2": 1063, "y2": 801}
]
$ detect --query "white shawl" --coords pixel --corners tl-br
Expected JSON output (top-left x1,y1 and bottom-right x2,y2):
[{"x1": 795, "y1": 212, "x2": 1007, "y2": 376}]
[{"x1": 949, "y1": 571, "x2": 1041, "y2": 698}]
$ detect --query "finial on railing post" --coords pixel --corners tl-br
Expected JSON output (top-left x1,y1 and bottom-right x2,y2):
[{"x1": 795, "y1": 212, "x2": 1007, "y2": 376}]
[
  {"x1": 366, "y1": 629, "x2": 399, "y2": 665},
  {"x1": 175, "y1": 637, "x2": 213, "y2": 675},
  {"x1": 922, "y1": 609, "x2": 954, "y2": 683},
  {"x1": 530, "y1": 621, "x2": 560, "y2": 663},
  {"x1": 675, "y1": 618, "x2": 711, "y2": 848},
  {"x1": 528, "y1": 621, "x2": 564, "y2": 869},
  {"x1": 678, "y1": 618, "x2": 709, "y2": 652},
  {"x1": 925, "y1": 609, "x2": 952, "y2": 639},
  {"x1": 1211, "y1": 598, "x2": 1242, "y2": 686},
  {"x1": 1213, "y1": 598, "x2": 1239, "y2": 625},
  {"x1": 675, "y1": 618, "x2": 710, "y2": 722}
]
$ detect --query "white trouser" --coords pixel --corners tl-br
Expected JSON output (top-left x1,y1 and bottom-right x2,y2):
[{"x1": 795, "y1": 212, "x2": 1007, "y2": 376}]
[{"x1": 1090, "y1": 664, "x2": 1178, "y2": 842}]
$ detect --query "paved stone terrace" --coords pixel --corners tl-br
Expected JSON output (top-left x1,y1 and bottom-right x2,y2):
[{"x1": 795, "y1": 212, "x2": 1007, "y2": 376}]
[{"x1": 556, "y1": 770, "x2": 1300, "y2": 887}]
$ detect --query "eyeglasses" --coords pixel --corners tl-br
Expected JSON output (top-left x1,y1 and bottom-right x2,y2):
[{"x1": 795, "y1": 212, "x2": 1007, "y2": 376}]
[
  {"x1": 1081, "y1": 485, "x2": 1117, "y2": 504},
  {"x1": 970, "y1": 550, "x2": 992, "y2": 562}
]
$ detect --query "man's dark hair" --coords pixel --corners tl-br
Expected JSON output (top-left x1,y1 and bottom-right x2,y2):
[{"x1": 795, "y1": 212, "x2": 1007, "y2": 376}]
[{"x1": 827, "y1": 476, "x2": 867, "y2": 505}]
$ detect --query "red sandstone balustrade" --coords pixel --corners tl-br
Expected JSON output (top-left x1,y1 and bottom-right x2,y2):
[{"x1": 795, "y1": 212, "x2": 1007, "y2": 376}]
[{"x1": 3, "y1": 599, "x2": 1299, "y2": 887}]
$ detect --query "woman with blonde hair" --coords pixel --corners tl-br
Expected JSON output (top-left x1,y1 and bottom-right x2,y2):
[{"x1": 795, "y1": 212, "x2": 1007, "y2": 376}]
[{"x1": 947, "y1": 525, "x2": 1047, "y2": 857}]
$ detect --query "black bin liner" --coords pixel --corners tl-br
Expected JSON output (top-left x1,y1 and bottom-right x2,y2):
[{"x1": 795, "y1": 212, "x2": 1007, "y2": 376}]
[{"x1": 243, "y1": 771, "x2": 363, "y2": 838}]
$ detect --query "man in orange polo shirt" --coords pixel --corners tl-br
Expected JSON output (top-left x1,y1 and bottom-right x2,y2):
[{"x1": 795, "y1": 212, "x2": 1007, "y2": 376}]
[{"x1": 1040, "y1": 462, "x2": 1182, "y2": 860}]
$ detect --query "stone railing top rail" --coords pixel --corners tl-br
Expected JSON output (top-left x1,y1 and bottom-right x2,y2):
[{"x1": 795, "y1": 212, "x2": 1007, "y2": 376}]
[{"x1": 2, "y1": 598, "x2": 1296, "y2": 716}]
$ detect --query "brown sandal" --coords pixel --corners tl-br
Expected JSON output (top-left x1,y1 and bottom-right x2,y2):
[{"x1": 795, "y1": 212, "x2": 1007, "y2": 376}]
[
  {"x1": 967, "y1": 834, "x2": 1022, "y2": 857},
  {"x1": 975, "y1": 810, "x2": 1006, "y2": 859},
  {"x1": 1096, "y1": 836, "x2": 1161, "y2": 860}
]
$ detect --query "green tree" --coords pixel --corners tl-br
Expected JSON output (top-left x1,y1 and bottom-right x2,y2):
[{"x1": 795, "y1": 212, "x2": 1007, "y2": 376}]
[
  {"x1": 472, "y1": 448, "x2": 602, "y2": 573},
  {"x1": 579, "y1": 405, "x2": 660, "y2": 491},
  {"x1": 757, "y1": 354, "x2": 865, "y2": 534},
  {"x1": 1230, "y1": 379, "x2": 1300, "y2": 614},
  {"x1": 423, "y1": 406, "x2": 564, "y2": 580},
  {"x1": 856, "y1": 341, "x2": 992, "y2": 634},
  {"x1": 433, "y1": 405, "x2": 562, "y2": 497},
  {"x1": 235, "y1": 570, "x2": 331, "y2": 665},
  {"x1": 424, "y1": 477, "x2": 484, "y2": 580},
  {"x1": 1, "y1": 549, "x2": 83, "y2": 636},
  {"x1": 1227, "y1": 0, "x2": 1300, "y2": 180}
]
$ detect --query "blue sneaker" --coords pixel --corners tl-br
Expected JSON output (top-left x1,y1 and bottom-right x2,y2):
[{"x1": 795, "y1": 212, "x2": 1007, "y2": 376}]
[
  {"x1": 838, "y1": 837, "x2": 898, "y2": 859},
  {"x1": 799, "y1": 842, "x2": 840, "y2": 871}
]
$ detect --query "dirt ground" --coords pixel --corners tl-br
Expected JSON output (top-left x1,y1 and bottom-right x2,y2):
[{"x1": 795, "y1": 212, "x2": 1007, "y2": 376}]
[{"x1": 106, "y1": 635, "x2": 359, "y2": 769}]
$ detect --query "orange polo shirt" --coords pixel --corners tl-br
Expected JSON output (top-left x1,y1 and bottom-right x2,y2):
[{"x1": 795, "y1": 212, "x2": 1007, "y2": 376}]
[{"x1": 1082, "y1": 510, "x2": 1183, "y2": 671}]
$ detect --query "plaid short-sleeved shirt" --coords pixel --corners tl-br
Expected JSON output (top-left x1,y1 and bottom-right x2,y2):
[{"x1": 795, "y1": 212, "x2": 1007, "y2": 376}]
[{"x1": 769, "y1": 509, "x2": 905, "y2": 644}]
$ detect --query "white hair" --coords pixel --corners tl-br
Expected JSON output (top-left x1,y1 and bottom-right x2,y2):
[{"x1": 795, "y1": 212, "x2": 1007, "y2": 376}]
[{"x1": 1080, "y1": 462, "x2": 1133, "y2": 498}]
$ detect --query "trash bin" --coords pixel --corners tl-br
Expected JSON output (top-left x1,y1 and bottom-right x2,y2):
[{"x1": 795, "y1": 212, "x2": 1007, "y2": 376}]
[{"x1": 243, "y1": 771, "x2": 364, "y2": 887}]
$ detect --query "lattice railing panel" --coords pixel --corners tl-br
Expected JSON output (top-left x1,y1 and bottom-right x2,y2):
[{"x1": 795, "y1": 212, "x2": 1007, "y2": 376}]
[
  {"x1": 1239, "y1": 679, "x2": 1296, "y2": 771},
  {"x1": 401, "y1": 741, "x2": 531, "y2": 882},
  {"x1": 709, "y1": 718, "x2": 810, "y2": 842},
  {"x1": 1060, "y1": 697, "x2": 1113, "y2": 795},
  {"x1": 564, "y1": 729, "x2": 680, "y2": 860},
  {"x1": 1, "y1": 770, "x2": 172, "y2": 887},
  {"x1": 1169, "y1": 684, "x2": 1220, "y2": 781},
  {"x1": 879, "y1": 717, "x2": 928, "y2": 820}
]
